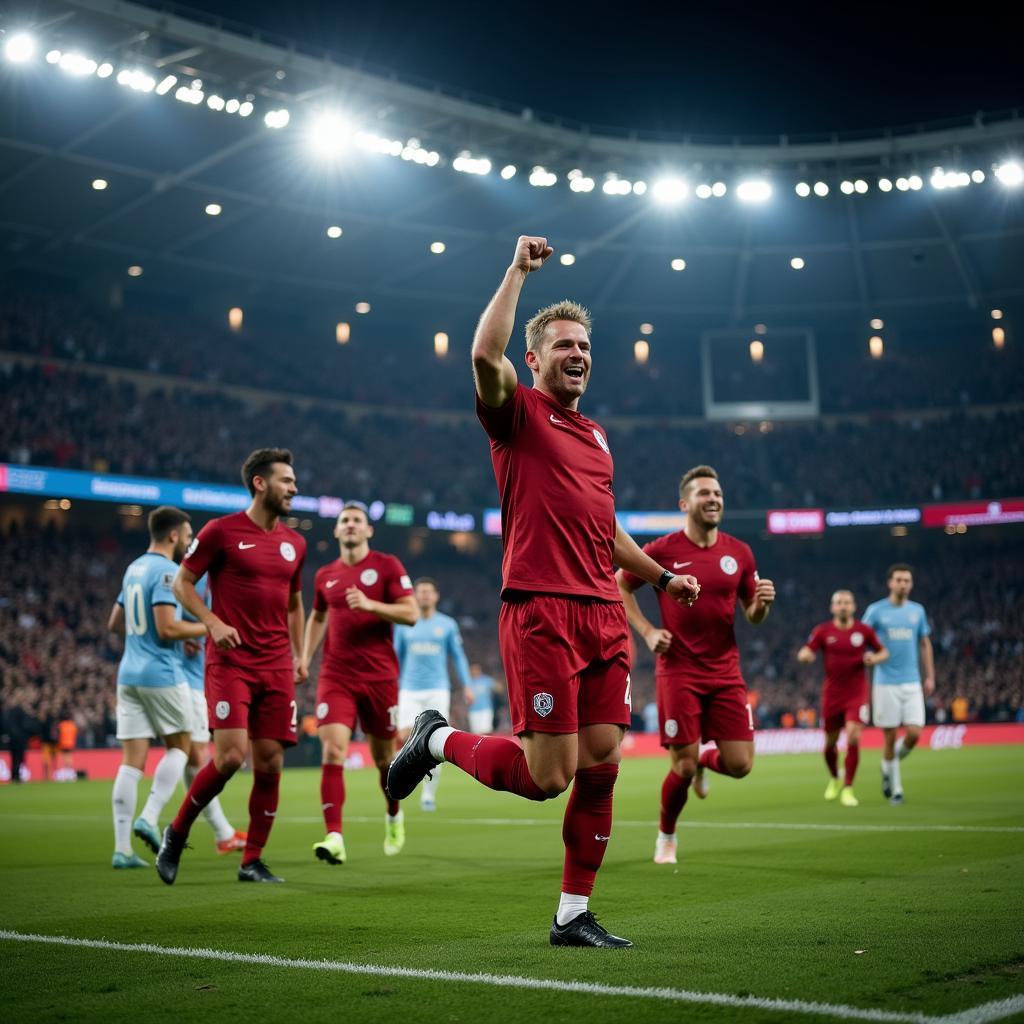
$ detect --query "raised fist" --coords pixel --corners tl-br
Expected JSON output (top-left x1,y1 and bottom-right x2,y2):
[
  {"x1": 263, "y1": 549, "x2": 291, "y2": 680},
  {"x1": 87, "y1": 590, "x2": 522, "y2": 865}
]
[{"x1": 512, "y1": 235, "x2": 553, "y2": 274}]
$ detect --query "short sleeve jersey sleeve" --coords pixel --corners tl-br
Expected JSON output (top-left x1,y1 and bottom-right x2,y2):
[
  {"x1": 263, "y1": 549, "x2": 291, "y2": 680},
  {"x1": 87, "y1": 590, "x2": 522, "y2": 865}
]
[
  {"x1": 182, "y1": 518, "x2": 223, "y2": 580},
  {"x1": 737, "y1": 544, "x2": 758, "y2": 605},
  {"x1": 313, "y1": 566, "x2": 329, "y2": 613},
  {"x1": 863, "y1": 623, "x2": 883, "y2": 651},
  {"x1": 384, "y1": 557, "x2": 414, "y2": 602},
  {"x1": 151, "y1": 564, "x2": 178, "y2": 606},
  {"x1": 618, "y1": 536, "x2": 663, "y2": 592},
  {"x1": 806, "y1": 624, "x2": 825, "y2": 651},
  {"x1": 476, "y1": 383, "x2": 528, "y2": 443}
]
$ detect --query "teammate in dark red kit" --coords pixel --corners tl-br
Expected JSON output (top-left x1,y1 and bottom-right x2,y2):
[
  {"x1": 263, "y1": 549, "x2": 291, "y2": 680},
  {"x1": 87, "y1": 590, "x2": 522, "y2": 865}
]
[
  {"x1": 156, "y1": 448, "x2": 307, "y2": 884},
  {"x1": 387, "y1": 235, "x2": 700, "y2": 948},
  {"x1": 616, "y1": 465, "x2": 775, "y2": 866},
  {"x1": 301, "y1": 501, "x2": 417, "y2": 865},
  {"x1": 798, "y1": 590, "x2": 888, "y2": 807}
]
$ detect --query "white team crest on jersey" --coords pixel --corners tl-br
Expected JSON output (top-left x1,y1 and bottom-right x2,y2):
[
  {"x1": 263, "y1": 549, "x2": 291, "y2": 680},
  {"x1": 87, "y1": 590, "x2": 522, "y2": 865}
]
[
  {"x1": 185, "y1": 537, "x2": 199, "y2": 558},
  {"x1": 664, "y1": 718, "x2": 679, "y2": 739},
  {"x1": 533, "y1": 692, "x2": 554, "y2": 718},
  {"x1": 360, "y1": 568, "x2": 379, "y2": 587},
  {"x1": 316, "y1": 702, "x2": 329, "y2": 720},
  {"x1": 719, "y1": 555, "x2": 738, "y2": 575},
  {"x1": 400, "y1": 575, "x2": 412, "y2": 590},
  {"x1": 592, "y1": 429, "x2": 610, "y2": 454},
  {"x1": 851, "y1": 631, "x2": 865, "y2": 647},
  {"x1": 279, "y1": 541, "x2": 296, "y2": 562},
  {"x1": 215, "y1": 701, "x2": 230, "y2": 721}
]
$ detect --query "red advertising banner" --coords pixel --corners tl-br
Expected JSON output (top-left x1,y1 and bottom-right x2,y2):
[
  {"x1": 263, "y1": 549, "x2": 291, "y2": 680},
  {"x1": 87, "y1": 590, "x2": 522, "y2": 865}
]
[{"x1": 922, "y1": 499, "x2": 1024, "y2": 528}]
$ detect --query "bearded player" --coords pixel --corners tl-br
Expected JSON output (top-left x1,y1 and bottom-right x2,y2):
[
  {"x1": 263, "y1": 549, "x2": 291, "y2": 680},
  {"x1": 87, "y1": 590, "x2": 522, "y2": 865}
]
[
  {"x1": 797, "y1": 590, "x2": 888, "y2": 807},
  {"x1": 156, "y1": 448, "x2": 306, "y2": 885},
  {"x1": 616, "y1": 466, "x2": 775, "y2": 866},
  {"x1": 302, "y1": 502, "x2": 417, "y2": 865},
  {"x1": 388, "y1": 235, "x2": 700, "y2": 948}
]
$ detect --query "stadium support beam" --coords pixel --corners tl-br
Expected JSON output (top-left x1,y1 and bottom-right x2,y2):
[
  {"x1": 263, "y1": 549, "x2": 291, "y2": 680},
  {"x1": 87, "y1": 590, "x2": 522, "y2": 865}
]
[
  {"x1": 844, "y1": 198, "x2": 872, "y2": 317},
  {"x1": 729, "y1": 223, "x2": 753, "y2": 327},
  {"x1": 926, "y1": 199, "x2": 981, "y2": 310}
]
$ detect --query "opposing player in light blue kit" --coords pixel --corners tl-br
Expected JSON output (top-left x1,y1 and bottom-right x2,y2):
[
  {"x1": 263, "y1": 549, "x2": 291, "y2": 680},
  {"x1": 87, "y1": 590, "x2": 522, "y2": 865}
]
[
  {"x1": 863, "y1": 564, "x2": 935, "y2": 805},
  {"x1": 180, "y1": 575, "x2": 247, "y2": 855},
  {"x1": 394, "y1": 578, "x2": 473, "y2": 810},
  {"x1": 106, "y1": 506, "x2": 207, "y2": 867},
  {"x1": 468, "y1": 663, "x2": 497, "y2": 735}
]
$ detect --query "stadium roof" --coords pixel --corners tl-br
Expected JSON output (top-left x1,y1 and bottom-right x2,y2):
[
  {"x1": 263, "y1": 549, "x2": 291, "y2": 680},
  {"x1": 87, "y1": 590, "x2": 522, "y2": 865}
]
[{"x1": 0, "y1": 0, "x2": 1022, "y2": 338}]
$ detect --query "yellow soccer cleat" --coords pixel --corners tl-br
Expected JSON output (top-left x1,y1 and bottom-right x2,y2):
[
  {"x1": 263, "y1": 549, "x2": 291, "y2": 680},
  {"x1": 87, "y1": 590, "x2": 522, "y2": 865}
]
[
  {"x1": 383, "y1": 814, "x2": 405, "y2": 857},
  {"x1": 313, "y1": 832, "x2": 347, "y2": 865},
  {"x1": 840, "y1": 786, "x2": 860, "y2": 807},
  {"x1": 824, "y1": 777, "x2": 842, "y2": 801}
]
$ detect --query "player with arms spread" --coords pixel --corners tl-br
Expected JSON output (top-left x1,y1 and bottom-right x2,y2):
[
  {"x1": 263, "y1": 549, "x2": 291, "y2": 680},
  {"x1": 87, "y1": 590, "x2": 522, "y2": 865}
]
[
  {"x1": 862, "y1": 564, "x2": 935, "y2": 805},
  {"x1": 797, "y1": 590, "x2": 888, "y2": 806},
  {"x1": 388, "y1": 236, "x2": 700, "y2": 948},
  {"x1": 616, "y1": 466, "x2": 775, "y2": 866},
  {"x1": 156, "y1": 448, "x2": 307, "y2": 884},
  {"x1": 302, "y1": 502, "x2": 417, "y2": 865}
]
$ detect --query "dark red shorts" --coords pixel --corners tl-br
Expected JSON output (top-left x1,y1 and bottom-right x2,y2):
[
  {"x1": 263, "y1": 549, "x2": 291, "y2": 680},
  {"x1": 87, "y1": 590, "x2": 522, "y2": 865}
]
[
  {"x1": 822, "y1": 699, "x2": 870, "y2": 733},
  {"x1": 206, "y1": 664, "x2": 297, "y2": 746},
  {"x1": 316, "y1": 672, "x2": 398, "y2": 739},
  {"x1": 499, "y1": 594, "x2": 632, "y2": 736},
  {"x1": 657, "y1": 675, "x2": 754, "y2": 747}
]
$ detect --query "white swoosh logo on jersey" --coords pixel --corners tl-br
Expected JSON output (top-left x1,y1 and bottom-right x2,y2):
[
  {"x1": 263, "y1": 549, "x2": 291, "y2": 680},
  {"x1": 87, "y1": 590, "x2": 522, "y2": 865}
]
[
  {"x1": 673, "y1": 561, "x2": 693, "y2": 569},
  {"x1": 238, "y1": 542, "x2": 256, "y2": 550},
  {"x1": 549, "y1": 414, "x2": 567, "y2": 426},
  {"x1": 325, "y1": 580, "x2": 339, "y2": 588}
]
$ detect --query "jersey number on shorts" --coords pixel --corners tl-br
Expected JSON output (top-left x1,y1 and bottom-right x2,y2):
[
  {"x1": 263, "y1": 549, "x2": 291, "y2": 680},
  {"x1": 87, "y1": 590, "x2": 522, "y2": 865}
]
[
  {"x1": 289, "y1": 701, "x2": 297, "y2": 730},
  {"x1": 388, "y1": 705, "x2": 398, "y2": 730},
  {"x1": 746, "y1": 703, "x2": 754, "y2": 731},
  {"x1": 624, "y1": 675, "x2": 632, "y2": 712},
  {"x1": 124, "y1": 583, "x2": 148, "y2": 636}
]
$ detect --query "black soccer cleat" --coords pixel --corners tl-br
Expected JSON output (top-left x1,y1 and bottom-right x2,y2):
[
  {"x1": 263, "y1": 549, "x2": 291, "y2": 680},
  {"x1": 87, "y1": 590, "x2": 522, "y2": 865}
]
[
  {"x1": 881, "y1": 764, "x2": 893, "y2": 800},
  {"x1": 386, "y1": 709, "x2": 446, "y2": 801},
  {"x1": 155, "y1": 824, "x2": 188, "y2": 886},
  {"x1": 238, "y1": 858, "x2": 284, "y2": 883},
  {"x1": 550, "y1": 912, "x2": 633, "y2": 948}
]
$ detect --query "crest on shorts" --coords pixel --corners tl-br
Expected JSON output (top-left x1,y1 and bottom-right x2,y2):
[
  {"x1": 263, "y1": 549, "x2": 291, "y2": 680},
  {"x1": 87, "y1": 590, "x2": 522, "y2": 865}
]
[
  {"x1": 316, "y1": 702, "x2": 329, "y2": 720},
  {"x1": 859, "y1": 704, "x2": 870, "y2": 724},
  {"x1": 665, "y1": 718, "x2": 679, "y2": 739},
  {"x1": 279, "y1": 541, "x2": 296, "y2": 562},
  {"x1": 533, "y1": 692, "x2": 554, "y2": 718},
  {"x1": 215, "y1": 701, "x2": 230, "y2": 721},
  {"x1": 360, "y1": 568, "x2": 379, "y2": 586},
  {"x1": 719, "y1": 555, "x2": 738, "y2": 575},
  {"x1": 592, "y1": 429, "x2": 610, "y2": 455},
  {"x1": 851, "y1": 631, "x2": 864, "y2": 647}
]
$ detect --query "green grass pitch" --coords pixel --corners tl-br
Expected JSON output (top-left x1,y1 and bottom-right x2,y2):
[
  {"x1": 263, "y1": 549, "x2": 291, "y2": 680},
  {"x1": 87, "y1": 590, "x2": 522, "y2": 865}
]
[{"x1": 1, "y1": 746, "x2": 1022, "y2": 1024}]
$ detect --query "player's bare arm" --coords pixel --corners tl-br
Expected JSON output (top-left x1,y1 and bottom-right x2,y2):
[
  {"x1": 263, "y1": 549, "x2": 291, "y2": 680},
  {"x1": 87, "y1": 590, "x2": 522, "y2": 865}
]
[
  {"x1": 613, "y1": 520, "x2": 700, "y2": 606},
  {"x1": 173, "y1": 565, "x2": 240, "y2": 650},
  {"x1": 300, "y1": 607, "x2": 328, "y2": 677},
  {"x1": 472, "y1": 235, "x2": 552, "y2": 407},
  {"x1": 289, "y1": 591, "x2": 307, "y2": 683},
  {"x1": 107, "y1": 603, "x2": 125, "y2": 636},
  {"x1": 920, "y1": 635, "x2": 935, "y2": 695},
  {"x1": 153, "y1": 604, "x2": 207, "y2": 642},
  {"x1": 796, "y1": 644, "x2": 816, "y2": 663},
  {"x1": 615, "y1": 570, "x2": 673, "y2": 654},
  {"x1": 863, "y1": 644, "x2": 890, "y2": 667},
  {"x1": 744, "y1": 577, "x2": 776, "y2": 625},
  {"x1": 344, "y1": 588, "x2": 418, "y2": 626}
]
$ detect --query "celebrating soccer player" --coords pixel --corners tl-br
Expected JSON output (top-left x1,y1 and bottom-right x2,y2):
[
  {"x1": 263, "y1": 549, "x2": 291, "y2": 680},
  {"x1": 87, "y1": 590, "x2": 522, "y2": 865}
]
[
  {"x1": 394, "y1": 577, "x2": 474, "y2": 811},
  {"x1": 156, "y1": 449, "x2": 306, "y2": 884},
  {"x1": 616, "y1": 466, "x2": 775, "y2": 867},
  {"x1": 107, "y1": 506, "x2": 207, "y2": 868},
  {"x1": 862, "y1": 564, "x2": 935, "y2": 804},
  {"x1": 797, "y1": 590, "x2": 888, "y2": 806},
  {"x1": 387, "y1": 235, "x2": 700, "y2": 948},
  {"x1": 302, "y1": 502, "x2": 417, "y2": 865}
]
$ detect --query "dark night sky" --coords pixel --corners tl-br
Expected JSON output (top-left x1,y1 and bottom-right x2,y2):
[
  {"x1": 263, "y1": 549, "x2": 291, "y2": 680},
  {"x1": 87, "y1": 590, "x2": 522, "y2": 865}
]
[{"x1": 189, "y1": 0, "x2": 1021, "y2": 137}]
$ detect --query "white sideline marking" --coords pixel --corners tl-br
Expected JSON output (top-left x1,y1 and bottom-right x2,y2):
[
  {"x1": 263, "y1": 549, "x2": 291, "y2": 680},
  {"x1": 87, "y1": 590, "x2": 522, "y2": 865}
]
[{"x1": 3, "y1": 931, "x2": 1021, "y2": 1023}]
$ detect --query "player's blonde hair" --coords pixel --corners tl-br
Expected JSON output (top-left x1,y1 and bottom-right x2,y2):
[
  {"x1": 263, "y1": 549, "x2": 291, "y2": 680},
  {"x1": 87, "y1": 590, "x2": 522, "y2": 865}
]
[
  {"x1": 679, "y1": 464, "x2": 719, "y2": 498},
  {"x1": 524, "y1": 300, "x2": 592, "y2": 354}
]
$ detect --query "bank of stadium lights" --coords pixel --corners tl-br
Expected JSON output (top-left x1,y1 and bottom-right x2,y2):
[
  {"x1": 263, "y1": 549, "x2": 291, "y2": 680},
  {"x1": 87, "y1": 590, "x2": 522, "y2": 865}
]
[
  {"x1": 736, "y1": 180, "x2": 771, "y2": 203},
  {"x1": 995, "y1": 161, "x2": 1023, "y2": 187},
  {"x1": 652, "y1": 177, "x2": 688, "y2": 204},
  {"x1": 529, "y1": 166, "x2": 557, "y2": 187},
  {"x1": 602, "y1": 174, "x2": 635, "y2": 196},
  {"x1": 568, "y1": 170, "x2": 595, "y2": 193},
  {"x1": 452, "y1": 152, "x2": 491, "y2": 175},
  {"x1": 401, "y1": 138, "x2": 440, "y2": 166},
  {"x1": 326, "y1": 225, "x2": 343, "y2": 239},
  {"x1": 3, "y1": 32, "x2": 36, "y2": 62}
]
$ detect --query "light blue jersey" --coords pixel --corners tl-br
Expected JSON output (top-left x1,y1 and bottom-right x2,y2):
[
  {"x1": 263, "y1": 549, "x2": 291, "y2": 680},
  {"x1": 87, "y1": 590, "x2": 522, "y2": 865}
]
[
  {"x1": 395, "y1": 613, "x2": 472, "y2": 694},
  {"x1": 116, "y1": 552, "x2": 183, "y2": 688},
  {"x1": 468, "y1": 673, "x2": 495, "y2": 714},
  {"x1": 863, "y1": 599, "x2": 931, "y2": 685},
  {"x1": 181, "y1": 575, "x2": 210, "y2": 692}
]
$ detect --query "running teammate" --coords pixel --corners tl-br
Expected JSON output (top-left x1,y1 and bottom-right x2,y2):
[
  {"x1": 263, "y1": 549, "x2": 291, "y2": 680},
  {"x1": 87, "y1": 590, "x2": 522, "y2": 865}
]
[
  {"x1": 156, "y1": 448, "x2": 306, "y2": 884},
  {"x1": 467, "y1": 663, "x2": 497, "y2": 736},
  {"x1": 797, "y1": 590, "x2": 888, "y2": 807},
  {"x1": 862, "y1": 565, "x2": 935, "y2": 805},
  {"x1": 180, "y1": 574, "x2": 247, "y2": 853},
  {"x1": 616, "y1": 466, "x2": 775, "y2": 867},
  {"x1": 107, "y1": 506, "x2": 206, "y2": 869},
  {"x1": 394, "y1": 578, "x2": 473, "y2": 811},
  {"x1": 388, "y1": 235, "x2": 700, "y2": 948},
  {"x1": 303, "y1": 502, "x2": 417, "y2": 865}
]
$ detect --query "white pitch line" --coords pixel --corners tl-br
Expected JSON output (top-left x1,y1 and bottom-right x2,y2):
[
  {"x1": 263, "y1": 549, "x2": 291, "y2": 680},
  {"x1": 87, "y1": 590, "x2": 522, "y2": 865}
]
[{"x1": 1, "y1": 929, "x2": 1005, "y2": 1024}]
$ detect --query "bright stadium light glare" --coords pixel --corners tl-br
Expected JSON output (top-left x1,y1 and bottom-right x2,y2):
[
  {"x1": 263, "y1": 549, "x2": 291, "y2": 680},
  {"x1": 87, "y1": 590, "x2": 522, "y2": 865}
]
[
  {"x1": 870, "y1": 317, "x2": 884, "y2": 330},
  {"x1": 434, "y1": 332, "x2": 449, "y2": 358},
  {"x1": 878, "y1": 177, "x2": 893, "y2": 192},
  {"x1": 991, "y1": 309, "x2": 1003, "y2": 320},
  {"x1": 97, "y1": 62, "x2": 114, "y2": 78},
  {"x1": 207, "y1": 94, "x2": 225, "y2": 111},
  {"x1": 500, "y1": 164, "x2": 517, "y2": 180},
  {"x1": 126, "y1": 265, "x2": 143, "y2": 277},
  {"x1": 355, "y1": 301, "x2": 371, "y2": 314},
  {"x1": 711, "y1": 181, "x2": 727, "y2": 197},
  {"x1": 854, "y1": 179, "x2": 868, "y2": 193},
  {"x1": 4, "y1": 33, "x2": 37, "y2": 63},
  {"x1": 61, "y1": 52, "x2": 98, "y2": 76},
  {"x1": 670, "y1": 258, "x2": 686, "y2": 271},
  {"x1": 749, "y1": 340, "x2": 764, "y2": 363},
  {"x1": 228, "y1": 307, "x2": 243, "y2": 333},
  {"x1": 263, "y1": 109, "x2": 290, "y2": 129},
  {"x1": 994, "y1": 161, "x2": 1023, "y2": 187},
  {"x1": 639, "y1": 322, "x2": 654, "y2": 335},
  {"x1": 569, "y1": 175, "x2": 595, "y2": 193},
  {"x1": 652, "y1": 177, "x2": 689, "y2": 204},
  {"x1": 813, "y1": 181, "x2": 829, "y2": 196},
  {"x1": 335, "y1": 322, "x2": 350, "y2": 344},
  {"x1": 155, "y1": 74, "x2": 176, "y2": 94},
  {"x1": 45, "y1": 49, "x2": 61, "y2": 64},
  {"x1": 908, "y1": 174, "x2": 923, "y2": 190},
  {"x1": 632, "y1": 180, "x2": 647, "y2": 195},
  {"x1": 453, "y1": 151, "x2": 491, "y2": 175},
  {"x1": 225, "y1": 98, "x2": 240, "y2": 114},
  {"x1": 429, "y1": 241, "x2": 446, "y2": 254},
  {"x1": 91, "y1": 178, "x2": 108, "y2": 191},
  {"x1": 528, "y1": 166, "x2": 556, "y2": 187},
  {"x1": 795, "y1": 182, "x2": 811, "y2": 197},
  {"x1": 790, "y1": 256, "x2": 805, "y2": 270},
  {"x1": 840, "y1": 180, "x2": 855, "y2": 194},
  {"x1": 326, "y1": 225, "x2": 343, "y2": 239},
  {"x1": 736, "y1": 180, "x2": 771, "y2": 203},
  {"x1": 695, "y1": 183, "x2": 713, "y2": 199},
  {"x1": 634, "y1": 340, "x2": 650, "y2": 364},
  {"x1": 204, "y1": 203, "x2": 222, "y2": 216},
  {"x1": 602, "y1": 175, "x2": 632, "y2": 195},
  {"x1": 895, "y1": 177, "x2": 910, "y2": 191},
  {"x1": 869, "y1": 336, "x2": 884, "y2": 359},
  {"x1": 238, "y1": 101, "x2": 253, "y2": 117},
  {"x1": 992, "y1": 327, "x2": 1005, "y2": 349},
  {"x1": 309, "y1": 113, "x2": 353, "y2": 158},
  {"x1": 971, "y1": 169, "x2": 985, "y2": 183},
  {"x1": 559, "y1": 253, "x2": 576, "y2": 266}
]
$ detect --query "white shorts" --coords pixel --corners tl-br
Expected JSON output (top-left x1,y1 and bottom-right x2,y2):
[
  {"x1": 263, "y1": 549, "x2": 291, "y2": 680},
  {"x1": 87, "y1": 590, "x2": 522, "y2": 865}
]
[
  {"x1": 873, "y1": 683, "x2": 926, "y2": 729},
  {"x1": 469, "y1": 709, "x2": 494, "y2": 734},
  {"x1": 190, "y1": 688, "x2": 211, "y2": 743},
  {"x1": 117, "y1": 682, "x2": 192, "y2": 740},
  {"x1": 398, "y1": 688, "x2": 451, "y2": 731}
]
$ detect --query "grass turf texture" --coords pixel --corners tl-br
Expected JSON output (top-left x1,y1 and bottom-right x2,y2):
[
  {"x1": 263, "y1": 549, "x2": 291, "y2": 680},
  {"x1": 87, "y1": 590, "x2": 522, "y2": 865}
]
[{"x1": 1, "y1": 746, "x2": 1022, "y2": 1024}]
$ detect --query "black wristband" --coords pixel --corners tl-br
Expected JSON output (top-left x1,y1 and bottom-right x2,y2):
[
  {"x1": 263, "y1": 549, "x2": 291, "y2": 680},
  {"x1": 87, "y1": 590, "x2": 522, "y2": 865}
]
[{"x1": 656, "y1": 570, "x2": 676, "y2": 592}]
